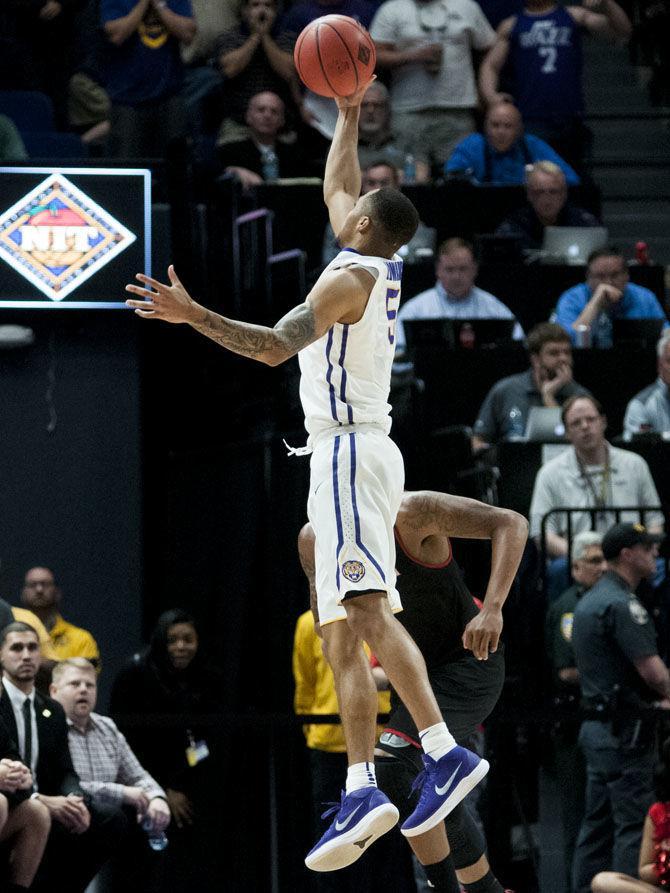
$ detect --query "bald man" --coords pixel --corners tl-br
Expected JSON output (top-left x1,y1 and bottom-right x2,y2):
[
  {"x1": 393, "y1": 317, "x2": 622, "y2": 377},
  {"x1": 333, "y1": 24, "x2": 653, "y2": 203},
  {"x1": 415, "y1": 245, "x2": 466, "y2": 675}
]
[{"x1": 446, "y1": 100, "x2": 579, "y2": 185}]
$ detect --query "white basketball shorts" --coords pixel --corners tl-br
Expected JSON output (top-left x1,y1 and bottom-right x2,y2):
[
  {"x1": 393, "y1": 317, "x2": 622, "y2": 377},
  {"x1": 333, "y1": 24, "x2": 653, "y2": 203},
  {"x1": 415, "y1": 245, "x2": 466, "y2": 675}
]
[{"x1": 307, "y1": 428, "x2": 405, "y2": 626}]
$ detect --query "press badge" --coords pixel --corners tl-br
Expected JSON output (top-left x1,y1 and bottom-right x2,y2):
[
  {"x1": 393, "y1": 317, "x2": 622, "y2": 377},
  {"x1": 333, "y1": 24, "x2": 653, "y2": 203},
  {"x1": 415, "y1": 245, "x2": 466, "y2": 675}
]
[{"x1": 186, "y1": 731, "x2": 209, "y2": 767}]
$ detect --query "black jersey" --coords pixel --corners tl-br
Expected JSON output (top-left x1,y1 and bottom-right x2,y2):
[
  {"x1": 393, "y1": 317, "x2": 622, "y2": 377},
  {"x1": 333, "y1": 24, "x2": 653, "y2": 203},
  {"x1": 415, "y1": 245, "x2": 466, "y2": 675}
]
[{"x1": 394, "y1": 528, "x2": 479, "y2": 668}]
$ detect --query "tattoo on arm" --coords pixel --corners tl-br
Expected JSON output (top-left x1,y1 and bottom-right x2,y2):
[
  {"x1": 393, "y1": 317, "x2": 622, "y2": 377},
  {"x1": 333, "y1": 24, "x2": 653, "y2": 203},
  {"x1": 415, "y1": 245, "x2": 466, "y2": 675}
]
[{"x1": 191, "y1": 303, "x2": 316, "y2": 363}]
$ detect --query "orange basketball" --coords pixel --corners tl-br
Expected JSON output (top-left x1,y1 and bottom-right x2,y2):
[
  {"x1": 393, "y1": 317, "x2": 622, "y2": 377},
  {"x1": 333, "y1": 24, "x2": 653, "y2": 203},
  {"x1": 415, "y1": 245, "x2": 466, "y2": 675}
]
[{"x1": 294, "y1": 15, "x2": 376, "y2": 99}]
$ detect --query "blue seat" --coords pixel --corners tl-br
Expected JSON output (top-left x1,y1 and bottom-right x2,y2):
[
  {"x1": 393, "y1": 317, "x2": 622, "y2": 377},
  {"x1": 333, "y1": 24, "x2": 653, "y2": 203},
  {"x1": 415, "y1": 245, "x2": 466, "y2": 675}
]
[
  {"x1": 22, "y1": 131, "x2": 88, "y2": 159},
  {"x1": 0, "y1": 90, "x2": 55, "y2": 133}
]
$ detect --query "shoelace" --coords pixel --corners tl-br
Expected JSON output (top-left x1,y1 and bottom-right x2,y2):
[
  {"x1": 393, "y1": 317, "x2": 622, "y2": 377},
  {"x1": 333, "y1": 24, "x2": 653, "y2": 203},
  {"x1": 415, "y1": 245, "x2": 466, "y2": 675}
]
[
  {"x1": 320, "y1": 791, "x2": 347, "y2": 821},
  {"x1": 409, "y1": 769, "x2": 427, "y2": 799},
  {"x1": 282, "y1": 438, "x2": 312, "y2": 457}
]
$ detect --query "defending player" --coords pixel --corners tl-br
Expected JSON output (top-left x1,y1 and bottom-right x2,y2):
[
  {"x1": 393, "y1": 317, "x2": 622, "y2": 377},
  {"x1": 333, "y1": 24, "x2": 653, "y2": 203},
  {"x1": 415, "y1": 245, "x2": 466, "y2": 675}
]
[
  {"x1": 299, "y1": 491, "x2": 527, "y2": 892},
  {"x1": 125, "y1": 80, "x2": 491, "y2": 872}
]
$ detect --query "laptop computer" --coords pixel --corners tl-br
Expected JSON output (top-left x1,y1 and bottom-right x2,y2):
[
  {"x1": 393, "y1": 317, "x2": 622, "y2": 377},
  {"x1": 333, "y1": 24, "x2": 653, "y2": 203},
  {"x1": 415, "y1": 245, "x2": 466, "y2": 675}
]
[
  {"x1": 541, "y1": 226, "x2": 609, "y2": 265},
  {"x1": 524, "y1": 406, "x2": 566, "y2": 442},
  {"x1": 612, "y1": 318, "x2": 665, "y2": 347},
  {"x1": 474, "y1": 234, "x2": 524, "y2": 265},
  {"x1": 403, "y1": 318, "x2": 516, "y2": 353}
]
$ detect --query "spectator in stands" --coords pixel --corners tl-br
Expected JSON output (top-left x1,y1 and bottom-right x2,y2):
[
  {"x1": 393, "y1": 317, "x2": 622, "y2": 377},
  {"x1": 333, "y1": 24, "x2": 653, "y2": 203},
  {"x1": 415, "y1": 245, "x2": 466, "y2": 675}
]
[
  {"x1": 472, "y1": 322, "x2": 589, "y2": 449},
  {"x1": 0, "y1": 116, "x2": 27, "y2": 161},
  {"x1": 51, "y1": 659, "x2": 169, "y2": 823},
  {"x1": 395, "y1": 237, "x2": 524, "y2": 356},
  {"x1": 370, "y1": 0, "x2": 496, "y2": 164},
  {"x1": 0, "y1": 622, "x2": 124, "y2": 893},
  {"x1": 67, "y1": 0, "x2": 112, "y2": 149},
  {"x1": 110, "y1": 609, "x2": 225, "y2": 892},
  {"x1": 101, "y1": 0, "x2": 196, "y2": 157},
  {"x1": 479, "y1": 0, "x2": 631, "y2": 169},
  {"x1": 218, "y1": 91, "x2": 311, "y2": 188},
  {"x1": 623, "y1": 330, "x2": 670, "y2": 439},
  {"x1": 446, "y1": 99, "x2": 580, "y2": 185},
  {"x1": 545, "y1": 530, "x2": 606, "y2": 889},
  {"x1": 529, "y1": 394, "x2": 664, "y2": 597},
  {"x1": 181, "y1": 0, "x2": 241, "y2": 126},
  {"x1": 357, "y1": 81, "x2": 430, "y2": 181},
  {"x1": 571, "y1": 522, "x2": 666, "y2": 893},
  {"x1": 282, "y1": 0, "x2": 376, "y2": 35},
  {"x1": 553, "y1": 247, "x2": 669, "y2": 349},
  {"x1": 494, "y1": 161, "x2": 599, "y2": 251},
  {"x1": 20, "y1": 567, "x2": 100, "y2": 668},
  {"x1": 322, "y1": 161, "x2": 436, "y2": 266},
  {"x1": 0, "y1": 712, "x2": 51, "y2": 893},
  {"x1": 214, "y1": 0, "x2": 296, "y2": 145},
  {"x1": 0, "y1": 598, "x2": 58, "y2": 667}
]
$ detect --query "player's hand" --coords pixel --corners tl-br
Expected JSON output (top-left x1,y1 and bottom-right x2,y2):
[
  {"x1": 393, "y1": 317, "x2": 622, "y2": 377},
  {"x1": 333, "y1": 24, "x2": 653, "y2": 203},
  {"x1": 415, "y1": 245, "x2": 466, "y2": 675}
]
[
  {"x1": 593, "y1": 283, "x2": 623, "y2": 307},
  {"x1": 125, "y1": 266, "x2": 200, "y2": 324},
  {"x1": 462, "y1": 608, "x2": 503, "y2": 660},
  {"x1": 335, "y1": 74, "x2": 376, "y2": 110}
]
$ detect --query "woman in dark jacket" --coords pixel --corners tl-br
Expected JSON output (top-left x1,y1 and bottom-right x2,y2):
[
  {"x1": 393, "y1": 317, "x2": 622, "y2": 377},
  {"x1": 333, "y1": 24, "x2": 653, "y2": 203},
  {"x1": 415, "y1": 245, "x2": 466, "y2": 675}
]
[{"x1": 110, "y1": 609, "x2": 225, "y2": 891}]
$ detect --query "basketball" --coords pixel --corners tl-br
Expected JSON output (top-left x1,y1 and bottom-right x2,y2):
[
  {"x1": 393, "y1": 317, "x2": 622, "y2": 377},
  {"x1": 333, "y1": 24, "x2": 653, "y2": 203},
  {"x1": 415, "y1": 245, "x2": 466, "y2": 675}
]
[{"x1": 294, "y1": 15, "x2": 376, "y2": 99}]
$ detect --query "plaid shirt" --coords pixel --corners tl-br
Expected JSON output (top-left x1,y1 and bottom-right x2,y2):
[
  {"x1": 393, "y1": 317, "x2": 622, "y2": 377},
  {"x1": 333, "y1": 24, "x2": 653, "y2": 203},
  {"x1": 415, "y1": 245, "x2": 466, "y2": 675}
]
[{"x1": 67, "y1": 712, "x2": 165, "y2": 809}]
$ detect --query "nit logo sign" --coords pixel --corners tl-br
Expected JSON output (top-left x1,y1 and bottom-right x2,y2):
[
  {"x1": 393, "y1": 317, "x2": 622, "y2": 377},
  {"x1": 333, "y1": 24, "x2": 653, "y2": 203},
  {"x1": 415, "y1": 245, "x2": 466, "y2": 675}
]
[{"x1": 0, "y1": 173, "x2": 136, "y2": 301}]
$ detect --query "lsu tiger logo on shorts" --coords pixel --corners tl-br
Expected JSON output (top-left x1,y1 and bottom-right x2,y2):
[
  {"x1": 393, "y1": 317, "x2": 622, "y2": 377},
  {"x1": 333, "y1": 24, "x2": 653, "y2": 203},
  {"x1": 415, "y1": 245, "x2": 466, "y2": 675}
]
[
  {"x1": 341, "y1": 559, "x2": 366, "y2": 583},
  {"x1": 0, "y1": 173, "x2": 136, "y2": 301}
]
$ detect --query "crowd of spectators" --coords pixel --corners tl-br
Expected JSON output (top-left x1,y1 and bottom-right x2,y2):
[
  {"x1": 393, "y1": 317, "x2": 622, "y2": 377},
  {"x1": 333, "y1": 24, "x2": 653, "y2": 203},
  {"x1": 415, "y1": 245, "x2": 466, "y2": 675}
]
[{"x1": 0, "y1": 593, "x2": 224, "y2": 891}]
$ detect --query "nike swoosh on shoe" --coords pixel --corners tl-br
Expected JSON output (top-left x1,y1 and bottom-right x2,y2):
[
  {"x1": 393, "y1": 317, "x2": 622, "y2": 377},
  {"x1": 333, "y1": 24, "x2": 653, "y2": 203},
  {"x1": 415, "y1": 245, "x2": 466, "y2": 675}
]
[
  {"x1": 435, "y1": 763, "x2": 462, "y2": 796},
  {"x1": 335, "y1": 803, "x2": 364, "y2": 831}
]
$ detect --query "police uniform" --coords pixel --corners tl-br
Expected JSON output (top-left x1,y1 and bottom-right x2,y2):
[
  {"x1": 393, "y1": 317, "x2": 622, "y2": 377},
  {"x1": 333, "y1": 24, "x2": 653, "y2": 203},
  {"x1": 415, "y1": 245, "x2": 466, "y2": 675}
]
[{"x1": 571, "y1": 569, "x2": 659, "y2": 892}]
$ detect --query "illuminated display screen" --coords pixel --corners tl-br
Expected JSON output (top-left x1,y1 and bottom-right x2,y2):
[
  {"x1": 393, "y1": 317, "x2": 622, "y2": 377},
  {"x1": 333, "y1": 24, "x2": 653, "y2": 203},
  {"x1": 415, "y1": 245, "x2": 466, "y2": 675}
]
[{"x1": 0, "y1": 167, "x2": 150, "y2": 309}]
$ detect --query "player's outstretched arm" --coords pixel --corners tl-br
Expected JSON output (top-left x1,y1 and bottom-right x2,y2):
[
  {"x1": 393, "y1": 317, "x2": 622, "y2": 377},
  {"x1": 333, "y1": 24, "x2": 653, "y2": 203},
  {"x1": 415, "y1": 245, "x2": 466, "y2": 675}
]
[
  {"x1": 126, "y1": 264, "x2": 371, "y2": 365},
  {"x1": 323, "y1": 78, "x2": 374, "y2": 236}
]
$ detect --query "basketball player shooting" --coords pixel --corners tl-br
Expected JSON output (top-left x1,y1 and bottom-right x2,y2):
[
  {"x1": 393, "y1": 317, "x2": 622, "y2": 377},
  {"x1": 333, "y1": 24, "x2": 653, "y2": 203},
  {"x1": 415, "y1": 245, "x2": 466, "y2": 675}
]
[{"x1": 125, "y1": 77, "x2": 491, "y2": 874}]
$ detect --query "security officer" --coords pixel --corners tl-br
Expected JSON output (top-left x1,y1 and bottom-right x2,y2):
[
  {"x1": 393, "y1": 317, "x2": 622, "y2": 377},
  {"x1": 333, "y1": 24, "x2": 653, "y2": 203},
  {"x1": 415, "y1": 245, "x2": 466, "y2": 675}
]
[
  {"x1": 545, "y1": 530, "x2": 607, "y2": 890},
  {"x1": 571, "y1": 522, "x2": 669, "y2": 893}
]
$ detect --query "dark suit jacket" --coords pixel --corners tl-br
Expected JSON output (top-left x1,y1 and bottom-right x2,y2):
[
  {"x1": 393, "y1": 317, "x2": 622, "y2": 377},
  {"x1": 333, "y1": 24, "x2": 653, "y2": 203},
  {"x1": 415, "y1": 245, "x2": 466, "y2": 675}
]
[
  {"x1": 0, "y1": 687, "x2": 83, "y2": 797},
  {"x1": 0, "y1": 709, "x2": 29, "y2": 806}
]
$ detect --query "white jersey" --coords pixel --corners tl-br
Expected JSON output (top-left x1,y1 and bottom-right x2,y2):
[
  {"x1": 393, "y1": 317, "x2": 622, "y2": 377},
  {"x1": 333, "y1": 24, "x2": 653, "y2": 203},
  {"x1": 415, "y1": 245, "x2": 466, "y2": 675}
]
[{"x1": 298, "y1": 249, "x2": 403, "y2": 439}]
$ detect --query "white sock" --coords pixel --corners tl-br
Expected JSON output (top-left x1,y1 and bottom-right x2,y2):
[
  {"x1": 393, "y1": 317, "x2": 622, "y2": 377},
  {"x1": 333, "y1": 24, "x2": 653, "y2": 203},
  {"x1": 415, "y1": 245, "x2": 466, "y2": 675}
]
[
  {"x1": 419, "y1": 722, "x2": 456, "y2": 761},
  {"x1": 345, "y1": 761, "x2": 377, "y2": 793}
]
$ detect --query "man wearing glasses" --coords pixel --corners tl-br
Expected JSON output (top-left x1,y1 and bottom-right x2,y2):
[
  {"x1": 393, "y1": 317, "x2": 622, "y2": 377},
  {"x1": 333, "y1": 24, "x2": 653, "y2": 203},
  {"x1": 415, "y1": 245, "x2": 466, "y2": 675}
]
[
  {"x1": 553, "y1": 247, "x2": 669, "y2": 348},
  {"x1": 529, "y1": 394, "x2": 664, "y2": 596},
  {"x1": 494, "y1": 161, "x2": 599, "y2": 250}
]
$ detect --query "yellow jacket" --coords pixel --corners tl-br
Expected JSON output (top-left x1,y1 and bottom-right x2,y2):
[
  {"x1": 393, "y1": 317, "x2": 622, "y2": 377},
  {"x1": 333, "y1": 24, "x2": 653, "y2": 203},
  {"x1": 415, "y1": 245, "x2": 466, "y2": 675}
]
[{"x1": 292, "y1": 610, "x2": 390, "y2": 753}]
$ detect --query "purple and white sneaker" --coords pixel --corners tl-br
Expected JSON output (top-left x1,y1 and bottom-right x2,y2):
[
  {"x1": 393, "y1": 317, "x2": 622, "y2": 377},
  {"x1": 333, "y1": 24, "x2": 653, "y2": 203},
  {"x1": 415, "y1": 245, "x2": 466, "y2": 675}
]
[
  {"x1": 305, "y1": 787, "x2": 399, "y2": 872},
  {"x1": 401, "y1": 745, "x2": 489, "y2": 838}
]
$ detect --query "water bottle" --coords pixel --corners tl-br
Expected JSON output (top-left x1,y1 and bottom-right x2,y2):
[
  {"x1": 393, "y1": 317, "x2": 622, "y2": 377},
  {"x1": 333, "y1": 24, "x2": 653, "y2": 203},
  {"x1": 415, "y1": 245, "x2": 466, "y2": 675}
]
[
  {"x1": 142, "y1": 817, "x2": 168, "y2": 852},
  {"x1": 403, "y1": 153, "x2": 416, "y2": 184},
  {"x1": 574, "y1": 324, "x2": 591, "y2": 348},
  {"x1": 507, "y1": 405, "x2": 525, "y2": 441},
  {"x1": 635, "y1": 241, "x2": 649, "y2": 265},
  {"x1": 261, "y1": 148, "x2": 279, "y2": 181}
]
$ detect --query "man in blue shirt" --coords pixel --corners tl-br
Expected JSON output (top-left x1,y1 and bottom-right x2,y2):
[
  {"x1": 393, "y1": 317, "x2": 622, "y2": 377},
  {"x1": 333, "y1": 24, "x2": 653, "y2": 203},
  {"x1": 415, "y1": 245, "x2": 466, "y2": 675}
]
[
  {"x1": 395, "y1": 237, "x2": 524, "y2": 355},
  {"x1": 446, "y1": 100, "x2": 579, "y2": 185},
  {"x1": 101, "y1": 0, "x2": 195, "y2": 156},
  {"x1": 554, "y1": 247, "x2": 668, "y2": 348}
]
